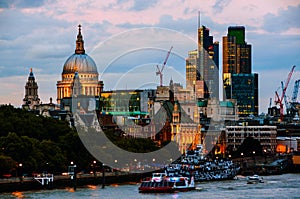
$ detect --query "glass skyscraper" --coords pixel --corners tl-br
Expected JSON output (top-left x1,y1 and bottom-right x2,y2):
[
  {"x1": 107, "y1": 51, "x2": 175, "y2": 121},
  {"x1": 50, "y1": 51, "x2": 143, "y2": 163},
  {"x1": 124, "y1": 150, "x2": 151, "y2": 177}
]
[
  {"x1": 222, "y1": 26, "x2": 258, "y2": 116},
  {"x1": 186, "y1": 25, "x2": 219, "y2": 99}
]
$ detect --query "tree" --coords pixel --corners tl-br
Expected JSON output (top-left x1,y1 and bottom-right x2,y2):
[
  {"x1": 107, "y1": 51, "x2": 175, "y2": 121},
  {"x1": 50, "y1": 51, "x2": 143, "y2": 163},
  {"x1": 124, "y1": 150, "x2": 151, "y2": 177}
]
[{"x1": 235, "y1": 137, "x2": 263, "y2": 157}]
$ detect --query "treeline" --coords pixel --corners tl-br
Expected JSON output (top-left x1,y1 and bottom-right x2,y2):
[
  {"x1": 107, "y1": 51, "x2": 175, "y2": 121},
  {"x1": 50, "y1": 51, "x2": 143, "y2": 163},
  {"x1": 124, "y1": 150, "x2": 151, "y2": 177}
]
[
  {"x1": 0, "y1": 105, "x2": 95, "y2": 176},
  {"x1": 0, "y1": 105, "x2": 159, "y2": 177}
]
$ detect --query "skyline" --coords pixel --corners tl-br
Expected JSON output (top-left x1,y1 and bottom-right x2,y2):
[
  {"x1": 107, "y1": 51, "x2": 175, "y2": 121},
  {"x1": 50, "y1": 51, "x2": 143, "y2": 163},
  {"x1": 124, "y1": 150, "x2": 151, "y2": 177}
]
[{"x1": 0, "y1": 0, "x2": 300, "y2": 114}]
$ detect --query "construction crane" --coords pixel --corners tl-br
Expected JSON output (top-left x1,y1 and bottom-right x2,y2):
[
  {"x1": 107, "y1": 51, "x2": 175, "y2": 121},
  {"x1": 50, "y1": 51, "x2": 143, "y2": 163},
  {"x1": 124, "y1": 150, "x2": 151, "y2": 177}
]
[
  {"x1": 274, "y1": 65, "x2": 296, "y2": 121},
  {"x1": 281, "y1": 81, "x2": 291, "y2": 114},
  {"x1": 156, "y1": 46, "x2": 173, "y2": 86}
]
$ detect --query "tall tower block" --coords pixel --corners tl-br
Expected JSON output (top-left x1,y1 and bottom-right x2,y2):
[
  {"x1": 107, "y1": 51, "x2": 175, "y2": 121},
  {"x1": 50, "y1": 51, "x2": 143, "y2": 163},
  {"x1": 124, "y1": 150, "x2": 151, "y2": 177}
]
[{"x1": 222, "y1": 26, "x2": 258, "y2": 116}]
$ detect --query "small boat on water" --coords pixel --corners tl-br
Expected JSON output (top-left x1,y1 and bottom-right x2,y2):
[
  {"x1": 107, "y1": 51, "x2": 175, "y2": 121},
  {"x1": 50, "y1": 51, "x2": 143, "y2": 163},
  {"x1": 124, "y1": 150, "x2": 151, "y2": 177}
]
[
  {"x1": 138, "y1": 173, "x2": 195, "y2": 193},
  {"x1": 247, "y1": 174, "x2": 264, "y2": 184}
]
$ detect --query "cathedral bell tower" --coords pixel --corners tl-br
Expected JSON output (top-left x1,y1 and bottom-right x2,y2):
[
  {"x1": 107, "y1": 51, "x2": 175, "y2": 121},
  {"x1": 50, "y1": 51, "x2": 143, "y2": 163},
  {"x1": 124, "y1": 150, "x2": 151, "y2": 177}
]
[{"x1": 23, "y1": 68, "x2": 40, "y2": 110}]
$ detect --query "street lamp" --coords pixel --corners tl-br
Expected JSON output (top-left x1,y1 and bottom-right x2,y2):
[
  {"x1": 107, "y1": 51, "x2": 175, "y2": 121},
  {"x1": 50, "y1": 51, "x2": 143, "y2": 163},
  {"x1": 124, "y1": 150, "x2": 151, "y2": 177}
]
[
  {"x1": 68, "y1": 161, "x2": 77, "y2": 190},
  {"x1": 18, "y1": 163, "x2": 23, "y2": 181},
  {"x1": 102, "y1": 163, "x2": 105, "y2": 189},
  {"x1": 92, "y1": 160, "x2": 97, "y2": 177}
]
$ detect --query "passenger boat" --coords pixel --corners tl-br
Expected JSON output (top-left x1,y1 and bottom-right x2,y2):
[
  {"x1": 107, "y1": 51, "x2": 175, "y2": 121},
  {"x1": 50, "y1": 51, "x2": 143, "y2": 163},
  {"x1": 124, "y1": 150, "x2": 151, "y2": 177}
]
[
  {"x1": 247, "y1": 174, "x2": 264, "y2": 184},
  {"x1": 138, "y1": 180, "x2": 175, "y2": 193},
  {"x1": 138, "y1": 173, "x2": 195, "y2": 193}
]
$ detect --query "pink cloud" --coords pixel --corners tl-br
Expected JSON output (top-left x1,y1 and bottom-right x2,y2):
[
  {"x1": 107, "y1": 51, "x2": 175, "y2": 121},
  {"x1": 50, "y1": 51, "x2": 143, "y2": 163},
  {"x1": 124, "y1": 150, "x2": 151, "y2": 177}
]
[{"x1": 16, "y1": 0, "x2": 299, "y2": 36}]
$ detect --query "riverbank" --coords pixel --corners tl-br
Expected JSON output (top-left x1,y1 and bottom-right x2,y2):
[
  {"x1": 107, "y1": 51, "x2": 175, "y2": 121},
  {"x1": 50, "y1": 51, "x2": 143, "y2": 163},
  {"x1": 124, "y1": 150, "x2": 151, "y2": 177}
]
[
  {"x1": 1, "y1": 155, "x2": 298, "y2": 194},
  {"x1": 233, "y1": 154, "x2": 298, "y2": 176},
  {"x1": 0, "y1": 172, "x2": 148, "y2": 193}
]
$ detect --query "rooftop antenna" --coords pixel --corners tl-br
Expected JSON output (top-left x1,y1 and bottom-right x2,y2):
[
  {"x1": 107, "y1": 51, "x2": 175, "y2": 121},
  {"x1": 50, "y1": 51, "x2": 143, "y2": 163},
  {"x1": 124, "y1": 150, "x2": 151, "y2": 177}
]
[{"x1": 198, "y1": 11, "x2": 201, "y2": 28}]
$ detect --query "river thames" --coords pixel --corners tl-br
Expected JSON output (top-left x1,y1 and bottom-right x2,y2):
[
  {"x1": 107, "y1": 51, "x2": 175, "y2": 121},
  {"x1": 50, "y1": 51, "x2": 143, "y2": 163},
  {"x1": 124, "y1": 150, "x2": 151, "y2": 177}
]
[{"x1": 1, "y1": 173, "x2": 299, "y2": 199}]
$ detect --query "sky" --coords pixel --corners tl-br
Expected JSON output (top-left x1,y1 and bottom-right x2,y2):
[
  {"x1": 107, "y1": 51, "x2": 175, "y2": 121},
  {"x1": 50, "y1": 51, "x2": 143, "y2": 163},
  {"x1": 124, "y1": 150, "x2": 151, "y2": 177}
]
[{"x1": 0, "y1": 0, "x2": 300, "y2": 114}]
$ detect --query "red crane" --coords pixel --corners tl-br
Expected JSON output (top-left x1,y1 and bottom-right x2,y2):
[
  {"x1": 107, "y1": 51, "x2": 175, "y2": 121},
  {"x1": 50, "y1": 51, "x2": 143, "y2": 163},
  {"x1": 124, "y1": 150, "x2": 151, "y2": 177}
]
[
  {"x1": 156, "y1": 46, "x2": 173, "y2": 86},
  {"x1": 275, "y1": 65, "x2": 296, "y2": 121}
]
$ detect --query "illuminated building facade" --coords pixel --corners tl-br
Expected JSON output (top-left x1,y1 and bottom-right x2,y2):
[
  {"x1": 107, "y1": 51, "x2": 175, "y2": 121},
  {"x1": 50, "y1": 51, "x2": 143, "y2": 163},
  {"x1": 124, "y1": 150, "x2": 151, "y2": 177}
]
[
  {"x1": 186, "y1": 25, "x2": 219, "y2": 100},
  {"x1": 222, "y1": 26, "x2": 258, "y2": 116},
  {"x1": 198, "y1": 25, "x2": 219, "y2": 99},
  {"x1": 56, "y1": 25, "x2": 103, "y2": 105}
]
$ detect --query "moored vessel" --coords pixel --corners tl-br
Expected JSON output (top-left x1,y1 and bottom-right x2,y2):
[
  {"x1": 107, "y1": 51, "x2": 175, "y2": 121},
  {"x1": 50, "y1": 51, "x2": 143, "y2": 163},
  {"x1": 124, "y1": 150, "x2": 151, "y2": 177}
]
[
  {"x1": 247, "y1": 174, "x2": 264, "y2": 184},
  {"x1": 164, "y1": 145, "x2": 240, "y2": 182}
]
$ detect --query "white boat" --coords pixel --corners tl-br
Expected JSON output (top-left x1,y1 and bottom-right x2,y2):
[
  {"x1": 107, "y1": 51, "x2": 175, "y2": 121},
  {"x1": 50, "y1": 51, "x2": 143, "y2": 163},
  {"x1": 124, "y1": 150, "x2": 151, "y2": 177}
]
[
  {"x1": 247, "y1": 174, "x2": 264, "y2": 184},
  {"x1": 139, "y1": 175, "x2": 195, "y2": 193}
]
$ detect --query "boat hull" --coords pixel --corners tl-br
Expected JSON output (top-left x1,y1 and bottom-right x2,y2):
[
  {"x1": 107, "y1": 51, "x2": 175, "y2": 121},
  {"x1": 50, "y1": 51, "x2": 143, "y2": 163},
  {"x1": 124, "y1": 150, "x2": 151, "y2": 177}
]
[{"x1": 138, "y1": 181, "x2": 175, "y2": 193}]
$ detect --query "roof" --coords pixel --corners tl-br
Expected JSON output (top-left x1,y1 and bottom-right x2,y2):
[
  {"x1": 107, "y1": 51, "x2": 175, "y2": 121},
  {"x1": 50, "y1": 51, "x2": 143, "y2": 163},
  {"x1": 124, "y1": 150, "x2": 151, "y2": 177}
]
[
  {"x1": 220, "y1": 101, "x2": 234, "y2": 107},
  {"x1": 63, "y1": 53, "x2": 98, "y2": 74}
]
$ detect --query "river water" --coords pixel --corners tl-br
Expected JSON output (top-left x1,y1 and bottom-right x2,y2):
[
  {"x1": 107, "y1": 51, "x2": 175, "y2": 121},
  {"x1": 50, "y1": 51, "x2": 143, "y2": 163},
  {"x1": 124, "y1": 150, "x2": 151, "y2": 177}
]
[{"x1": 1, "y1": 173, "x2": 299, "y2": 199}]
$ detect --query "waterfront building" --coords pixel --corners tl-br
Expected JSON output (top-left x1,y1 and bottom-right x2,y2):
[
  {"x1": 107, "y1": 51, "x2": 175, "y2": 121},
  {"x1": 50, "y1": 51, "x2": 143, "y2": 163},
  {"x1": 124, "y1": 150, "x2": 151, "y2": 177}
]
[
  {"x1": 225, "y1": 125, "x2": 277, "y2": 154},
  {"x1": 56, "y1": 25, "x2": 103, "y2": 106},
  {"x1": 276, "y1": 137, "x2": 299, "y2": 153},
  {"x1": 22, "y1": 68, "x2": 40, "y2": 110},
  {"x1": 222, "y1": 26, "x2": 259, "y2": 116}
]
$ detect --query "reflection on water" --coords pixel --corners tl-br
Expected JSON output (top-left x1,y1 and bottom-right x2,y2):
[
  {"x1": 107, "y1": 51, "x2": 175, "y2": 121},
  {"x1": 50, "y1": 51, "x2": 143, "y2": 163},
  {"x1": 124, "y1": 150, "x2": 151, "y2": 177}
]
[
  {"x1": 11, "y1": 192, "x2": 24, "y2": 198},
  {"x1": 1, "y1": 174, "x2": 300, "y2": 199}
]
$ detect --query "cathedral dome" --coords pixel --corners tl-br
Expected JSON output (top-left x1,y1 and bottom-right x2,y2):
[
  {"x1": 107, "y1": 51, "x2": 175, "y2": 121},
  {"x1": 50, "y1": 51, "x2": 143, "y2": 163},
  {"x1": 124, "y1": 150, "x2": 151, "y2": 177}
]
[
  {"x1": 62, "y1": 24, "x2": 98, "y2": 75},
  {"x1": 57, "y1": 25, "x2": 104, "y2": 105},
  {"x1": 62, "y1": 53, "x2": 98, "y2": 74}
]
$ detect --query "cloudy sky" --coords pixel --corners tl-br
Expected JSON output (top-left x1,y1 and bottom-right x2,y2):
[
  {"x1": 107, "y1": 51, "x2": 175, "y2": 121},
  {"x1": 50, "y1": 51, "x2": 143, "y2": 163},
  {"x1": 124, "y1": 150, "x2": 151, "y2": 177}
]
[{"x1": 0, "y1": 0, "x2": 299, "y2": 114}]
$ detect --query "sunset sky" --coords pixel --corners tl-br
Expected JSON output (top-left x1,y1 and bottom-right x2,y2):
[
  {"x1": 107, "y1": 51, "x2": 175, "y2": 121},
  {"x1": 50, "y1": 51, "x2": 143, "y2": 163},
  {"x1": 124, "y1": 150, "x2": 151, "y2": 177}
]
[{"x1": 0, "y1": 0, "x2": 299, "y2": 113}]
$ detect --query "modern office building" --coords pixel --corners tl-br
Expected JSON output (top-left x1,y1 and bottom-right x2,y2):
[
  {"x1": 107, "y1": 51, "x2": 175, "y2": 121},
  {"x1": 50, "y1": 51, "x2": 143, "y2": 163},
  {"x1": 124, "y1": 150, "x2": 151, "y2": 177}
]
[
  {"x1": 198, "y1": 25, "x2": 219, "y2": 99},
  {"x1": 186, "y1": 25, "x2": 219, "y2": 99},
  {"x1": 223, "y1": 26, "x2": 251, "y2": 76},
  {"x1": 231, "y1": 73, "x2": 259, "y2": 116},
  {"x1": 99, "y1": 89, "x2": 154, "y2": 114},
  {"x1": 186, "y1": 49, "x2": 198, "y2": 90},
  {"x1": 222, "y1": 26, "x2": 258, "y2": 116}
]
